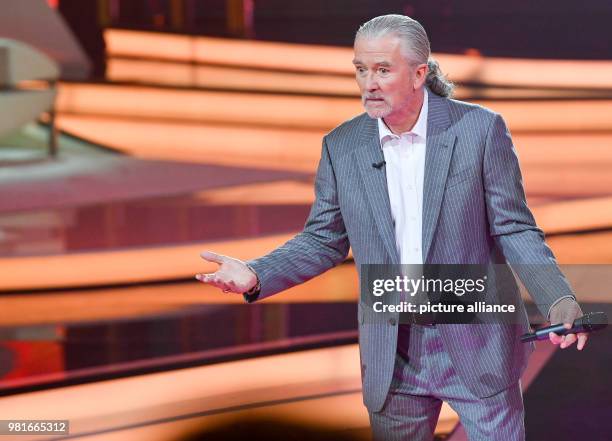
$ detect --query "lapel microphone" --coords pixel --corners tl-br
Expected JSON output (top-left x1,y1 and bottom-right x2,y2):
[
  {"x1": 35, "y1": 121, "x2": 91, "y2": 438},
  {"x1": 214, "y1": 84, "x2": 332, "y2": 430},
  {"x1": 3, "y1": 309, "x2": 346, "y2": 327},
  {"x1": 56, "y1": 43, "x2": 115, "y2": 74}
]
[
  {"x1": 372, "y1": 161, "x2": 386, "y2": 169},
  {"x1": 520, "y1": 311, "x2": 608, "y2": 343}
]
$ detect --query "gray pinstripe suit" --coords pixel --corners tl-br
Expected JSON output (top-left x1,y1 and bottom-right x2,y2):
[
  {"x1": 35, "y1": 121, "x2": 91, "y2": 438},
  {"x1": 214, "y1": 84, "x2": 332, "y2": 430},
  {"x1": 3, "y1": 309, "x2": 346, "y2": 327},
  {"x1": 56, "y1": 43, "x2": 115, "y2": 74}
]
[{"x1": 245, "y1": 89, "x2": 575, "y2": 432}]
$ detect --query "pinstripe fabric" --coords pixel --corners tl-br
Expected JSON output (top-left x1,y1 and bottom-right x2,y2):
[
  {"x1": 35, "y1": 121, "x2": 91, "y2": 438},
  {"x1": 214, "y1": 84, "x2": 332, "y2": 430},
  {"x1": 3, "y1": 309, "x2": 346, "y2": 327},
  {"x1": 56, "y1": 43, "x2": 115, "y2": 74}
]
[
  {"x1": 370, "y1": 325, "x2": 525, "y2": 441},
  {"x1": 246, "y1": 89, "x2": 576, "y2": 413}
]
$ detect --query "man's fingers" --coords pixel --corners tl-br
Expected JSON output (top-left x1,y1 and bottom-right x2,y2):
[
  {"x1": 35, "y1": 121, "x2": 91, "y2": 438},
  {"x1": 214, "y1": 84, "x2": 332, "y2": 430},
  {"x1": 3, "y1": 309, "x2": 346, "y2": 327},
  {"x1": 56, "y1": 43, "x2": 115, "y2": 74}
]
[
  {"x1": 549, "y1": 332, "x2": 564, "y2": 345},
  {"x1": 558, "y1": 323, "x2": 576, "y2": 348},
  {"x1": 577, "y1": 333, "x2": 588, "y2": 351},
  {"x1": 200, "y1": 250, "x2": 226, "y2": 265},
  {"x1": 195, "y1": 273, "x2": 237, "y2": 292},
  {"x1": 560, "y1": 333, "x2": 577, "y2": 349},
  {"x1": 196, "y1": 273, "x2": 222, "y2": 287},
  {"x1": 221, "y1": 280, "x2": 235, "y2": 292},
  {"x1": 196, "y1": 273, "x2": 221, "y2": 286},
  {"x1": 195, "y1": 273, "x2": 211, "y2": 283}
]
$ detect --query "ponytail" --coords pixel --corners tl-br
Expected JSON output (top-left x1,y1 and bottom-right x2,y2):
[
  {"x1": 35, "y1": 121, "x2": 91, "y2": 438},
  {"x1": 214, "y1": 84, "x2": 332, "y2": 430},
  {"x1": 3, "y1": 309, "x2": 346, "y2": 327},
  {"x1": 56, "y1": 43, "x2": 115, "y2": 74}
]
[{"x1": 426, "y1": 58, "x2": 454, "y2": 97}]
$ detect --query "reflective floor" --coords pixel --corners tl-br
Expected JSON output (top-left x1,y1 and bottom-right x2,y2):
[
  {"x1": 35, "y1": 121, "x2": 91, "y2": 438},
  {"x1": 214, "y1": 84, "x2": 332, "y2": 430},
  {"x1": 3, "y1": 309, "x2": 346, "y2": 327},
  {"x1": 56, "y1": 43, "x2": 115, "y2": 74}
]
[
  {"x1": 0, "y1": 190, "x2": 311, "y2": 257},
  {"x1": 0, "y1": 299, "x2": 358, "y2": 394}
]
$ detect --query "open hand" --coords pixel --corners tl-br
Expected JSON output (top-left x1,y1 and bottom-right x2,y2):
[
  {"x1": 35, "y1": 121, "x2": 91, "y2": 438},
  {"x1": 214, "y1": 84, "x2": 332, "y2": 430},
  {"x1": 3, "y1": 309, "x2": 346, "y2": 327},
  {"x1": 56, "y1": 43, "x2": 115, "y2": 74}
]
[{"x1": 196, "y1": 251, "x2": 258, "y2": 294}]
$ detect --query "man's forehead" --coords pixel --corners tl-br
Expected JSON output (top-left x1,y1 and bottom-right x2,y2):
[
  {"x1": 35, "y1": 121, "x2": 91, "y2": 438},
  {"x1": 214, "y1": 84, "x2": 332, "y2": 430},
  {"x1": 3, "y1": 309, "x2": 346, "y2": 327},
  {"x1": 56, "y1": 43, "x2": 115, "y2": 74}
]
[
  {"x1": 352, "y1": 48, "x2": 397, "y2": 65},
  {"x1": 353, "y1": 36, "x2": 403, "y2": 62}
]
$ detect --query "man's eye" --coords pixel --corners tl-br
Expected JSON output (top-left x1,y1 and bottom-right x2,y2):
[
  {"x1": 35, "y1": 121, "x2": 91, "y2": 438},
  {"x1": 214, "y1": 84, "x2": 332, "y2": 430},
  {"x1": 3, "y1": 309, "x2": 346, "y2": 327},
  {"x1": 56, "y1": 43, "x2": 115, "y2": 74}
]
[
  {"x1": 379, "y1": 68, "x2": 389, "y2": 74},
  {"x1": 356, "y1": 67, "x2": 366, "y2": 74}
]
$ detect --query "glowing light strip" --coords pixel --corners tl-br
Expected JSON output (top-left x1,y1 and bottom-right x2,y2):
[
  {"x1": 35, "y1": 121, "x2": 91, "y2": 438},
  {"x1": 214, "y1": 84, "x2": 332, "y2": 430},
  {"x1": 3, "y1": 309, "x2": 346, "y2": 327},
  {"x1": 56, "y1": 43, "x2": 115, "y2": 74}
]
[
  {"x1": 0, "y1": 344, "x2": 457, "y2": 436},
  {"x1": 532, "y1": 197, "x2": 612, "y2": 235},
  {"x1": 55, "y1": 115, "x2": 612, "y2": 191},
  {"x1": 56, "y1": 82, "x2": 612, "y2": 132},
  {"x1": 547, "y1": 231, "x2": 612, "y2": 264},
  {"x1": 107, "y1": 58, "x2": 609, "y2": 100},
  {"x1": 55, "y1": 83, "x2": 361, "y2": 130},
  {"x1": 0, "y1": 263, "x2": 358, "y2": 326},
  {"x1": 108, "y1": 62, "x2": 612, "y2": 103},
  {"x1": 105, "y1": 29, "x2": 354, "y2": 74},
  {"x1": 106, "y1": 58, "x2": 359, "y2": 95},
  {"x1": 0, "y1": 234, "x2": 297, "y2": 291},
  {"x1": 105, "y1": 28, "x2": 612, "y2": 89},
  {"x1": 55, "y1": 114, "x2": 324, "y2": 172}
]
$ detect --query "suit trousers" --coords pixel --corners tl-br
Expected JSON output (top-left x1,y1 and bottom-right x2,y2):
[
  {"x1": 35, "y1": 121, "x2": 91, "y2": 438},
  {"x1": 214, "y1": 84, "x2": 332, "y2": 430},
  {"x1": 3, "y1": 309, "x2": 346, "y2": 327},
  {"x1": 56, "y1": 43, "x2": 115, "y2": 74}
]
[{"x1": 368, "y1": 324, "x2": 525, "y2": 441}]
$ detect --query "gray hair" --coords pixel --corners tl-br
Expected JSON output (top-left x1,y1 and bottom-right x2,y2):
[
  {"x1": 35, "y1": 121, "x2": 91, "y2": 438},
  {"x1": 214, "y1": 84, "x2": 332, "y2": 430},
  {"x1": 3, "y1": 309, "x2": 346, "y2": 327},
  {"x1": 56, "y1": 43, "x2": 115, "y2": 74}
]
[{"x1": 355, "y1": 14, "x2": 454, "y2": 98}]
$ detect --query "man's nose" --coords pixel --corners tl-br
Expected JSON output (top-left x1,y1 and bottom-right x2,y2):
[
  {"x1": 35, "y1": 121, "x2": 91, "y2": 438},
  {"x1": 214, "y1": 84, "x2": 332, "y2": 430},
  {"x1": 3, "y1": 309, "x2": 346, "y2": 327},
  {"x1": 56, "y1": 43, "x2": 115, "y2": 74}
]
[{"x1": 365, "y1": 73, "x2": 379, "y2": 91}]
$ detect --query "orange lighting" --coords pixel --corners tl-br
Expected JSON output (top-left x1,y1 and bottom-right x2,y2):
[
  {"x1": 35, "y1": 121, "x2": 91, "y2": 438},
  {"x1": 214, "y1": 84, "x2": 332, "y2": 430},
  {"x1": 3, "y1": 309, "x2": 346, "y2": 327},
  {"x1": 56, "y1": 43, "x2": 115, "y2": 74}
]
[
  {"x1": 107, "y1": 58, "x2": 602, "y2": 100},
  {"x1": 56, "y1": 82, "x2": 612, "y2": 132},
  {"x1": 0, "y1": 262, "x2": 358, "y2": 326},
  {"x1": 107, "y1": 58, "x2": 359, "y2": 95},
  {"x1": 531, "y1": 197, "x2": 612, "y2": 235},
  {"x1": 473, "y1": 100, "x2": 612, "y2": 132},
  {"x1": 55, "y1": 83, "x2": 361, "y2": 130},
  {"x1": 0, "y1": 344, "x2": 458, "y2": 438},
  {"x1": 194, "y1": 181, "x2": 315, "y2": 205},
  {"x1": 105, "y1": 28, "x2": 612, "y2": 89},
  {"x1": 547, "y1": 231, "x2": 612, "y2": 264},
  {"x1": 54, "y1": 113, "x2": 612, "y2": 197},
  {"x1": 0, "y1": 234, "x2": 298, "y2": 291},
  {"x1": 105, "y1": 29, "x2": 354, "y2": 75},
  {"x1": 55, "y1": 114, "x2": 324, "y2": 172}
]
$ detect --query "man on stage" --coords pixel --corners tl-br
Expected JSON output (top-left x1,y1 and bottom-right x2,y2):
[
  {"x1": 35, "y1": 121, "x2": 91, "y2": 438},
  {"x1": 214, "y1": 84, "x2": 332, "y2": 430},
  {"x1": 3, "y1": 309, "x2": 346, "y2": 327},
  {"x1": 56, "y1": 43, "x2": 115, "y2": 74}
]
[{"x1": 197, "y1": 14, "x2": 587, "y2": 441}]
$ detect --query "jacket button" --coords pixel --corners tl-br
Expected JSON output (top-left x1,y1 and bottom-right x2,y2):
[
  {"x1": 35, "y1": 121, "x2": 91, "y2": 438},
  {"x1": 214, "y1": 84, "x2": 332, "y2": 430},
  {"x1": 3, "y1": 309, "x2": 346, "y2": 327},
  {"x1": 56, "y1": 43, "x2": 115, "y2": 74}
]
[{"x1": 389, "y1": 318, "x2": 397, "y2": 326}]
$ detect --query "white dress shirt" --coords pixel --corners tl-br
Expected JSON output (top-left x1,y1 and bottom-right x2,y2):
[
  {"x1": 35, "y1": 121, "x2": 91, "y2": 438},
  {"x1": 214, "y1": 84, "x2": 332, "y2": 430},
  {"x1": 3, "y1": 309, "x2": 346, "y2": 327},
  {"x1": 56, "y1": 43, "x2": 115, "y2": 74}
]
[{"x1": 377, "y1": 89, "x2": 428, "y2": 265}]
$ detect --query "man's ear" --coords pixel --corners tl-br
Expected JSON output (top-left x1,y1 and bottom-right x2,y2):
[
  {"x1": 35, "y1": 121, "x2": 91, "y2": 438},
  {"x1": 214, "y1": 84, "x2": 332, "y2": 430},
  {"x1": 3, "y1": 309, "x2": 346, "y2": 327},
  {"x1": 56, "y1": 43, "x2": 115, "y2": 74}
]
[{"x1": 414, "y1": 63, "x2": 428, "y2": 89}]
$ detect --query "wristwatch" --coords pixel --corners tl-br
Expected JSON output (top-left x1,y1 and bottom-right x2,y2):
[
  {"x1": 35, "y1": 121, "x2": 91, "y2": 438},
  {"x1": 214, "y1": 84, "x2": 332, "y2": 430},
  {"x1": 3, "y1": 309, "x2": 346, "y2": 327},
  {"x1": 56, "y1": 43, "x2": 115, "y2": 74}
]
[
  {"x1": 244, "y1": 278, "x2": 261, "y2": 296},
  {"x1": 243, "y1": 263, "x2": 261, "y2": 297}
]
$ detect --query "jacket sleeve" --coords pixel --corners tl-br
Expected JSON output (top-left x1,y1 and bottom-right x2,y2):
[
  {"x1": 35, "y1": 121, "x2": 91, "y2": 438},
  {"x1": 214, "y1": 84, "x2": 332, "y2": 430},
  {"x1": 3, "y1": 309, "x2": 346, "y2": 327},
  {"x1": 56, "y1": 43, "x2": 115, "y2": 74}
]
[
  {"x1": 483, "y1": 113, "x2": 576, "y2": 319},
  {"x1": 244, "y1": 136, "x2": 350, "y2": 302}
]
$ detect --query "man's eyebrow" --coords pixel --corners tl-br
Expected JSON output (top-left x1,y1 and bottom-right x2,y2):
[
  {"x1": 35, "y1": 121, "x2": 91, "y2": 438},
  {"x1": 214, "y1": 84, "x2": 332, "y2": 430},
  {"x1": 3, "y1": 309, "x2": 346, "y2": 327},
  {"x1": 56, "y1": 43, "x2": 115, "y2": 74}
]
[{"x1": 351, "y1": 60, "x2": 393, "y2": 67}]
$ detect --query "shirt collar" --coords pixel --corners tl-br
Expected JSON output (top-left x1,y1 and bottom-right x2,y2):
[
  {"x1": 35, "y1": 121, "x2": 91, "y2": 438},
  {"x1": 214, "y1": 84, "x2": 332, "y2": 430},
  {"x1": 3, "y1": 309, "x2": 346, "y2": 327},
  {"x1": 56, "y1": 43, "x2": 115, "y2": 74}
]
[{"x1": 378, "y1": 88, "x2": 428, "y2": 148}]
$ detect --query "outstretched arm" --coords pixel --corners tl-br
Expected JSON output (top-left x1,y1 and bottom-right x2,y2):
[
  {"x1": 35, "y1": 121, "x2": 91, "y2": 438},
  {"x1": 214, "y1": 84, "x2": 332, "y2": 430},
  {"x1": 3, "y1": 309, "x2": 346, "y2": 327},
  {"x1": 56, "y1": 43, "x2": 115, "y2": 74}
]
[{"x1": 197, "y1": 137, "x2": 350, "y2": 302}]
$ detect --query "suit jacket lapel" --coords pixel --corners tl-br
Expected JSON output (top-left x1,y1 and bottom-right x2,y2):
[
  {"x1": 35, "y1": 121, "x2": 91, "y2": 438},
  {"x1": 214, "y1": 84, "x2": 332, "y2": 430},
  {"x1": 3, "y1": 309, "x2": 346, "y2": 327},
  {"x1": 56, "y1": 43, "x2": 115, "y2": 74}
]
[
  {"x1": 422, "y1": 92, "x2": 457, "y2": 262},
  {"x1": 354, "y1": 116, "x2": 400, "y2": 263},
  {"x1": 352, "y1": 92, "x2": 457, "y2": 264}
]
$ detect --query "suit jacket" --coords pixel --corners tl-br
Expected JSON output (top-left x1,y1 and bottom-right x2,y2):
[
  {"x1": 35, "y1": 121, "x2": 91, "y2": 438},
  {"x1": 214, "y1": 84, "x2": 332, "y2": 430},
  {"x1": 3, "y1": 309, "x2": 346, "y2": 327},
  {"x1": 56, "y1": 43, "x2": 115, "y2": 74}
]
[{"x1": 246, "y1": 89, "x2": 575, "y2": 412}]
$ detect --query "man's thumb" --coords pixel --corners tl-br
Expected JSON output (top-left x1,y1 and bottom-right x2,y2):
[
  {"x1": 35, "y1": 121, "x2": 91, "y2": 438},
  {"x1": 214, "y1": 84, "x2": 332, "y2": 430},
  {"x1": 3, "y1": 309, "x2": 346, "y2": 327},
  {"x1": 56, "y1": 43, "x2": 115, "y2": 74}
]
[{"x1": 200, "y1": 250, "x2": 225, "y2": 264}]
